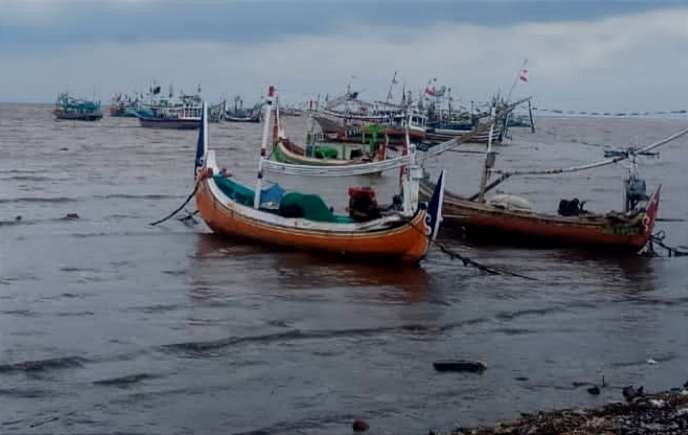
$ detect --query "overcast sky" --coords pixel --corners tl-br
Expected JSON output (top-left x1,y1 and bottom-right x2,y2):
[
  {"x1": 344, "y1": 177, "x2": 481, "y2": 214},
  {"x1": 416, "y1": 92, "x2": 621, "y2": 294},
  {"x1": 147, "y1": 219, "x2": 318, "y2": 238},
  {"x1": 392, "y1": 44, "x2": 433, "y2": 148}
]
[{"x1": 1, "y1": 0, "x2": 686, "y2": 111}]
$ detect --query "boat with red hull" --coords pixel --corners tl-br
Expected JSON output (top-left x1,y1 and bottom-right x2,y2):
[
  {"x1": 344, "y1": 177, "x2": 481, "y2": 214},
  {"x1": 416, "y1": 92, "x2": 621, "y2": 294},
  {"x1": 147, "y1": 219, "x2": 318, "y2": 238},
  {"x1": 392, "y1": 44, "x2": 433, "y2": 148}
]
[{"x1": 420, "y1": 178, "x2": 660, "y2": 252}]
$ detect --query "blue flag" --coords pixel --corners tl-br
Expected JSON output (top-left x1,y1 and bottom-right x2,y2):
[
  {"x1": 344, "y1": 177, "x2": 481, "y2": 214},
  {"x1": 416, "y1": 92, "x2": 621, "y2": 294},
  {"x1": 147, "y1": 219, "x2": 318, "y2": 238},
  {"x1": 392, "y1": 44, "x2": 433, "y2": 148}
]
[{"x1": 194, "y1": 102, "x2": 207, "y2": 177}]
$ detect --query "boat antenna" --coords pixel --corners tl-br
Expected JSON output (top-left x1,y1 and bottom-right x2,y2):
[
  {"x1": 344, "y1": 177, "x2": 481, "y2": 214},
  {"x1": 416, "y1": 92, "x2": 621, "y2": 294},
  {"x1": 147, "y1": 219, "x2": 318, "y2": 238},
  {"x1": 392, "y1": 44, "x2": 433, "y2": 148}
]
[
  {"x1": 255, "y1": 85, "x2": 275, "y2": 209},
  {"x1": 386, "y1": 71, "x2": 398, "y2": 103}
]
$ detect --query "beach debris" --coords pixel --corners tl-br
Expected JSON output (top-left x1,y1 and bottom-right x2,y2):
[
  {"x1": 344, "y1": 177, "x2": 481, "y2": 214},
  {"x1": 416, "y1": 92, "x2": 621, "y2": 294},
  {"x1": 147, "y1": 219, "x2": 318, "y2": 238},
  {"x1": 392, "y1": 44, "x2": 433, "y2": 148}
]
[
  {"x1": 63, "y1": 213, "x2": 80, "y2": 220},
  {"x1": 352, "y1": 419, "x2": 369, "y2": 432},
  {"x1": 623, "y1": 385, "x2": 644, "y2": 402},
  {"x1": 587, "y1": 385, "x2": 601, "y2": 396},
  {"x1": 450, "y1": 385, "x2": 688, "y2": 434},
  {"x1": 433, "y1": 360, "x2": 487, "y2": 373},
  {"x1": 14, "y1": 215, "x2": 22, "y2": 221}
]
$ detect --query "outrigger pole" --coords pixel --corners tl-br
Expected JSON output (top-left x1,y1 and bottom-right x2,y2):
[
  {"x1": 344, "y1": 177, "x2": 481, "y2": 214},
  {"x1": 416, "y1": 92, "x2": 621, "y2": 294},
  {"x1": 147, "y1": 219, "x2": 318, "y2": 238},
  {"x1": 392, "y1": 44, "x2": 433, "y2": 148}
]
[{"x1": 468, "y1": 124, "x2": 688, "y2": 200}]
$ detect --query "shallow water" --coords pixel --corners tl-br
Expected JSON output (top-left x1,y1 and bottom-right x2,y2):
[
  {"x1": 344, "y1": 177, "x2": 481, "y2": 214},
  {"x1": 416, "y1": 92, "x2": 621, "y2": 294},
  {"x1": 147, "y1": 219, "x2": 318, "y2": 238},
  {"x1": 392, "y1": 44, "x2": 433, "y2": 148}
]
[{"x1": 1, "y1": 104, "x2": 688, "y2": 434}]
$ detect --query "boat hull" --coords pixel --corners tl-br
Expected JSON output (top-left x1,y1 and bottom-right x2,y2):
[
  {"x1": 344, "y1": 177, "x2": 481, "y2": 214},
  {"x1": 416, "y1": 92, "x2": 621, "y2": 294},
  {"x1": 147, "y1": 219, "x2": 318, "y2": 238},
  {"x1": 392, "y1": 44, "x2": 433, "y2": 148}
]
[
  {"x1": 54, "y1": 111, "x2": 103, "y2": 121},
  {"x1": 426, "y1": 125, "x2": 505, "y2": 145},
  {"x1": 313, "y1": 114, "x2": 425, "y2": 145},
  {"x1": 225, "y1": 115, "x2": 260, "y2": 123},
  {"x1": 420, "y1": 180, "x2": 659, "y2": 252},
  {"x1": 272, "y1": 140, "x2": 371, "y2": 166},
  {"x1": 196, "y1": 177, "x2": 430, "y2": 261},
  {"x1": 137, "y1": 116, "x2": 200, "y2": 129}
]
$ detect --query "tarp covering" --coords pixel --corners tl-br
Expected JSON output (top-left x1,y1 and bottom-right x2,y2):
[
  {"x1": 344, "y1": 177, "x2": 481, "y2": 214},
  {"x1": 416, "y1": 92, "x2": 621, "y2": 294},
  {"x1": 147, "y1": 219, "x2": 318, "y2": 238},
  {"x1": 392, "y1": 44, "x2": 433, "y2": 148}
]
[
  {"x1": 278, "y1": 192, "x2": 350, "y2": 223},
  {"x1": 314, "y1": 146, "x2": 338, "y2": 159},
  {"x1": 213, "y1": 174, "x2": 255, "y2": 206},
  {"x1": 213, "y1": 174, "x2": 350, "y2": 222}
]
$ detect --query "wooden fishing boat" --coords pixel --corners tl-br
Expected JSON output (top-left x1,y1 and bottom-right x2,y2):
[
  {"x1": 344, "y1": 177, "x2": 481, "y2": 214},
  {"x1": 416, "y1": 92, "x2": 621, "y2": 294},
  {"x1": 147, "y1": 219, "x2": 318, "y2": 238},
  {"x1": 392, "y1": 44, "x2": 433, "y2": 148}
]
[
  {"x1": 137, "y1": 115, "x2": 201, "y2": 129},
  {"x1": 136, "y1": 91, "x2": 202, "y2": 129},
  {"x1": 426, "y1": 123, "x2": 506, "y2": 145},
  {"x1": 312, "y1": 113, "x2": 426, "y2": 145},
  {"x1": 54, "y1": 93, "x2": 103, "y2": 121},
  {"x1": 194, "y1": 88, "x2": 446, "y2": 262},
  {"x1": 109, "y1": 93, "x2": 139, "y2": 117},
  {"x1": 419, "y1": 178, "x2": 660, "y2": 252},
  {"x1": 225, "y1": 96, "x2": 261, "y2": 122},
  {"x1": 272, "y1": 138, "x2": 375, "y2": 166},
  {"x1": 416, "y1": 104, "x2": 687, "y2": 253},
  {"x1": 225, "y1": 113, "x2": 260, "y2": 123}
]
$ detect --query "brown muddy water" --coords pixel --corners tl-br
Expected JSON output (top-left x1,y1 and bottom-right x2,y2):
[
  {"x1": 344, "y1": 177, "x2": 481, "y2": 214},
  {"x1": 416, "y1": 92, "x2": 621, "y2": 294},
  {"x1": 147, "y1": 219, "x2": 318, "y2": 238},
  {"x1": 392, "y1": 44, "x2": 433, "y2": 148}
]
[{"x1": 1, "y1": 103, "x2": 687, "y2": 434}]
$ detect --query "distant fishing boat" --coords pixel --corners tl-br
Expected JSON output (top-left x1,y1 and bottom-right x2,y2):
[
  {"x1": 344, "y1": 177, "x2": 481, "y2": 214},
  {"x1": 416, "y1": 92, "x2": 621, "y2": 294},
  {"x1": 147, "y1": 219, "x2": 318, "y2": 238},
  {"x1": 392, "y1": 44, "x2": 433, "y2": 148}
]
[
  {"x1": 225, "y1": 96, "x2": 261, "y2": 122},
  {"x1": 135, "y1": 93, "x2": 202, "y2": 130},
  {"x1": 426, "y1": 119, "x2": 507, "y2": 145},
  {"x1": 109, "y1": 93, "x2": 139, "y2": 117},
  {"x1": 53, "y1": 93, "x2": 103, "y2": 121},
  {"x1": 271, "y1": 108, "x2": 389, "y2": 168},
  {"x1": 207, "y1": 101, "x2": 226, "y2": 123},
  {"x1": 272, "y1": 138, "x2": 376, "y2": 166},
  {"x1": 312, "y1": 111, "x2": 427, "y2": 145},
  {"x1": 194, "y1": 87, "x2": 446, "y2": 262}
]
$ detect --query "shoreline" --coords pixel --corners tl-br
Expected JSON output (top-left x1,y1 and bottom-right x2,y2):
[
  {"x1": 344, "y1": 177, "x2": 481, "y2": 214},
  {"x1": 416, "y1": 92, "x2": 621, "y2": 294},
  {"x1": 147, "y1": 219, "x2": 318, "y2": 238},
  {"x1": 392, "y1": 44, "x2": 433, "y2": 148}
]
[{"x1": 445, "y1": 384, "x2": 688, "y2": 435}]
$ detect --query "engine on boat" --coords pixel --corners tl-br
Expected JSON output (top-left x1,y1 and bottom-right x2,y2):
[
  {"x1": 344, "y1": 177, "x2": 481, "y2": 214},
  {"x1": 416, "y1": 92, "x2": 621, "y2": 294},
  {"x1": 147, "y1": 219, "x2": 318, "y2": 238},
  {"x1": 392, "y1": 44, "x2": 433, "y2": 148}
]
[
  {"x1": 558, "y1": 198, "x2": 589, "y2": 216},
  {"x1": 348, "y1": 186, "x2": 381, "y2": 221}
]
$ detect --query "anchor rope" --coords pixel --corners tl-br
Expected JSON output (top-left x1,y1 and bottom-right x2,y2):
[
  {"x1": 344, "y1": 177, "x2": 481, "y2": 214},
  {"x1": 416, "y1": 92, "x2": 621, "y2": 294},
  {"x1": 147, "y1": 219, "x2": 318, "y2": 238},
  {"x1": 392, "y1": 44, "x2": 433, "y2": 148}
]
[
  {"x1": 435, "y1": 242, "x2": 537, "y2": 280},
  {"x1": 647, "y1": 231, "x2": 688, "y2": 257},
  {"x1": 149, "y1": 180, "x2": 200, "y2": 226}
]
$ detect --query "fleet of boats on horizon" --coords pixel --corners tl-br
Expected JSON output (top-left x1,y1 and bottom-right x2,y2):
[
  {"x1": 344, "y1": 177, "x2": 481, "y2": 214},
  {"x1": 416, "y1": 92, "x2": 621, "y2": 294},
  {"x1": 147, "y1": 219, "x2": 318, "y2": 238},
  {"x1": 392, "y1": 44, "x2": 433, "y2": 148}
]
[{"x1": 50, "y1": 74, "x2": 688, "y2": 264}]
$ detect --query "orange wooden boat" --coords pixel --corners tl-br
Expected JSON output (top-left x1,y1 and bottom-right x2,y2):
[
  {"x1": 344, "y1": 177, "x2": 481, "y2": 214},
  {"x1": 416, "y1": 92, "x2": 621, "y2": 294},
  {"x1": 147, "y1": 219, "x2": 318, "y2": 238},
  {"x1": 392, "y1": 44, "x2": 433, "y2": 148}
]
[
  {"x1": 194, "y1": 89, "x2": 446, "y2": 262},
  {"x1": 419, "y1": 178, "x2": 660, "y2": 252}
]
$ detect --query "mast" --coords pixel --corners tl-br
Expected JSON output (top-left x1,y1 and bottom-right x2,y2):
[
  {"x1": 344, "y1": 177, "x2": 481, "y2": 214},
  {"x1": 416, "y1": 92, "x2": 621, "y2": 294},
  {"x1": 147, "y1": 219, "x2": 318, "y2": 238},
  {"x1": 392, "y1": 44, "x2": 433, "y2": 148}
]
[
  {"x1": 385, "y1": 71, "x2": 398, "y2": 103},
  {"x1": 254, "y1": 86, "x2": 275, "y2": 209},
  {"x1": 478, "y1": 106, "x2": 497, "y2": 202},
  {"x1": 400, "y1": 112, "x2": 420, "y2": 216},
  {"x1": 507, "y1": 58, "x2": 527, "y2": 103}
]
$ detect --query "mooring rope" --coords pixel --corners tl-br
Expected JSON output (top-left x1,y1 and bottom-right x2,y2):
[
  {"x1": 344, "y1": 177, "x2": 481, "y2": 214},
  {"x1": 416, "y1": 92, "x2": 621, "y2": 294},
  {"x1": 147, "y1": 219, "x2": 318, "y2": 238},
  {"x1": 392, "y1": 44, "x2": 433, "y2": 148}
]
[
  {"x1": 647, "y1": 231, "x2": 688, "y2": 257},
  {"x1": 149, "y1": 181, "x2": 200, "y2": 226},
  {"x1": 435, "y1": 242, "x2": 537, "y2": 280},
  {"x1": 407, "y1": 217, "x2": 535, "y2": 279}
]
